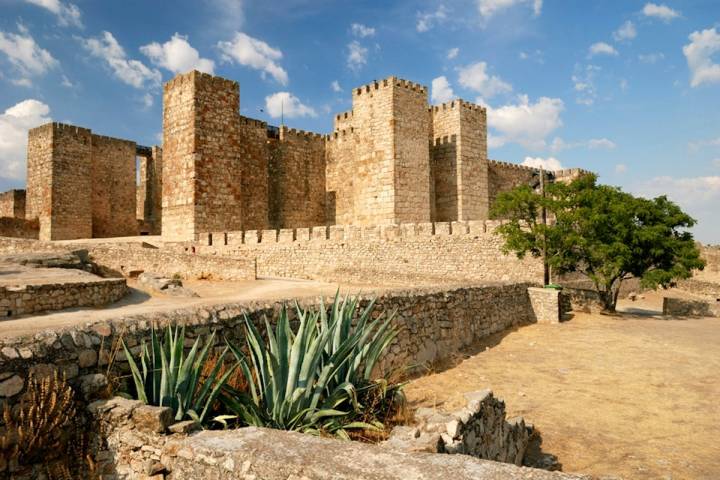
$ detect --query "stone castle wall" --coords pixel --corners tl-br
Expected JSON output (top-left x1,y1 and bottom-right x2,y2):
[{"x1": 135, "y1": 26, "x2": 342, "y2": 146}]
[
  {"x1": 238, "y1": 116, "x2": 270, "y2": 231},
  {"x1": 191, "y1": 220, "x2": 542, "y2": 286},
  {"x1": 91, "y1": 134, "x2": 138, "y2": 238},
  {"x1": 136, "y1": 146, "x2": 163, "y2": 235},
  {"x1": 487, "y1": 160, "x2": 539, "y2": 212},
  {"x1": 0, "y1": 190, "x2": 26, "y2": 219},
  {"x1": 0, "y1": 218, "x2": 38, "y2": 239}
]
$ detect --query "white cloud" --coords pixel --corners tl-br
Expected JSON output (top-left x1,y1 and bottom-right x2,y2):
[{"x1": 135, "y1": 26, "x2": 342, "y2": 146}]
[
  {"x1": 60, "y1": 75, "x2": 74, "y2": 88},
  {"x1": 331, "y1": 80, "x2": 342, "y2": 92},
  {"x1": 218, "y1": 32, "x2": 288, "y2": 85},
  {"x1": 518, "y1": 49, "x2": 544, "y2": 64},
  {"x1": 689, "y1": 136, "x2": 720, "y2": 152},
  {"x1": 140, "y1": 33, "x2": 214, "y2": 75},
  {"x1": 588, "y1": 42, "x2": 618, "y2": 57},
  {"x1": 638, "y1": 52, "x2": 665, "y2": 64},
  {"x1": 0, "y1": 99, "x2": 51, "y2": 181},
  {"x1": 264, "y1": 92, "x2": 316, "y2": 119},
  {"x1": 522, "y1": 156, "x2": 563, "y2": 171},
  {"x1": 486, "y1": 94, "x2": 564, "y2": 150},
  {"x1": 210, "y1": 0, "x2": 245, "y2": 32},
  {"x1": 0, "y1": 26, "x2": 58, "y2": 78},
  {"x1": 11, "y1": 78, "x2": 33, "y2": 87},
  {"x1": 458, "y1": 61, "x2": 512, "y2": 98},
  {"x1": 613, "y1": 21, "x2": 637, "y2": 42},
  {"x1": 588, "y1": 138, "x2": 617, "y2": 149},
  {"x1": 477, "y1": 0, "x2": 542, "y2": 20},
  {"x1": 635, "y1": 176, "x2": 720, "y2": 242},
  {"x1": 346, "y1": 40, "x2": 368, "y2": 71},
  {"x1": 81, "y1": 31, "x2": 161, "y2": 89},
  {"x1": 615, "y1": 164, "x2": 628, "y2": 174},
  {"x1": 683, "y1": 28, "x2": 720, "y2": 88},
  {"x1": 572, "y1": 64, "x2": 600, "y2": 106},
  {"x1": 417, "y1": 5, "x2": 448, "y2": 32},
  {"x1": 642, "y1": 3, "x2": 680, "y2": 22},
  {"x1": 447, "y1": 47, "x2": 459, "y2": 59},
  {"x1": 23, "y1": 0, "x2": 82, "y2": 28},
  {"x1": 431, "y1": 76, "x2": 455, "y2": 103},
  {"x1": 619, "y1": 78, "x2": 629, "y2": 91},
  {"x1": 350, "y1": 23, "x2": 375, "y2": 38},
  {"x1": 141, "y1": 93, "x2": 154, "y2": 109}
]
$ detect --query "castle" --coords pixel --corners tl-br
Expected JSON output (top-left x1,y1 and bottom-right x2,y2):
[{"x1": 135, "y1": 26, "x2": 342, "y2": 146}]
[{"x1": 0, "y1": 71, "x2": 586, "y2": 242}]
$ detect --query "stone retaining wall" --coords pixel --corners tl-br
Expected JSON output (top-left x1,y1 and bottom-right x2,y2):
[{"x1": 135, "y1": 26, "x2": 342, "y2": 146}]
[
  {"x1": 675, "y1": 278, "x2": 720, "y2": 299},
  {"x1": 560, "y1": 287, "x2": 605, "y2": 313},
  {"x1": 0, "y1": 278, "x2": 127, "y2": 318},
  {"x1": 528, "y1": 287, "x2": 560, "y2": 323},
  {"x1": 663, "y1": 296, "x2": 720, "y2": 317},
  {"x1": 0, "y1": 284, "x2": 537, "y2": 411},
  {"x1": 85, "y1": 397, "x2": 588, "y2": 480}
]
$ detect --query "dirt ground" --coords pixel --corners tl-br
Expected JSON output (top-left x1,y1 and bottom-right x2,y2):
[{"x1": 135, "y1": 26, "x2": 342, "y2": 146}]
[{"x1": 405, "y1": 291, "x2": 720, "y2": 479}]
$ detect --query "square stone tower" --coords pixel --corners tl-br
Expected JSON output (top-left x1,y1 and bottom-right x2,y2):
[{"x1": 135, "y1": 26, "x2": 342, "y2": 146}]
[
  {"x1": 327, "y1": 77, "x2": 432, "y2": 225},
  {"x1": 162, "y1": 71, "x2": 243, "y2": 241},
  {"x1": 430, "y1": 100, "x2": 489, "y2": 221},
  {"x1": 26, "y1": 123, "x2": 93, "y2": 240}
]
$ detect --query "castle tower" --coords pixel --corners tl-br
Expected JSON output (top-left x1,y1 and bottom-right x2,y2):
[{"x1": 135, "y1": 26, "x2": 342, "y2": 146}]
[
  {"x1": 430, "y1": 100, "x2": 489, "y2": 222},
  {"x1": 26, "y1": 123, "x2": 93, "y2": 241},
  {"x1": 162, "y1": 71, "x2": 243, "y2": 241},
  {"x1": 326, "y1": 77, "x2": 432, "y2": 225}
]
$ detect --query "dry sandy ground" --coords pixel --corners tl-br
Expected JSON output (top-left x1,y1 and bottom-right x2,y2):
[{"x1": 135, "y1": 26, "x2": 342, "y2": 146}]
[{"x1": 405, "y1": 292, "x2": 720, "y2": 480}]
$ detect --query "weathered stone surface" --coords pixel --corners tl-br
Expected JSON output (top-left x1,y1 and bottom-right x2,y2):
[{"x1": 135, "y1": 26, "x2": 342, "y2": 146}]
[
  {"x1": 132, "y1": 405, "x2": 174, "y2": 433},
  {"x1": 0, "y1": 375, "x2": 23, "y2": 397},
  {"x1": 78, "y1": 373, "x2": 108, "y2": 400}
]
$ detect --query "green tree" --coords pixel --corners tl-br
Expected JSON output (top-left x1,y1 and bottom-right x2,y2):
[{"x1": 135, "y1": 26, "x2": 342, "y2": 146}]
[{"x1": 491, "y1": 174, "x2": 705, "y2": 312}]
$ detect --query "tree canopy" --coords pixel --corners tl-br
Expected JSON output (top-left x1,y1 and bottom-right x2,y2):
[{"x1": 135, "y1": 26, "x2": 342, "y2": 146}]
[{"x1": 491, "y1": 174, "x2": 705, "y2": 311}]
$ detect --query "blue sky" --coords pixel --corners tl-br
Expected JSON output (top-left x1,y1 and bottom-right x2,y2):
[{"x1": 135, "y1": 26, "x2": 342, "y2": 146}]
[{"x1": 1, "y1": 0, "x2": 719, "y2": 242}]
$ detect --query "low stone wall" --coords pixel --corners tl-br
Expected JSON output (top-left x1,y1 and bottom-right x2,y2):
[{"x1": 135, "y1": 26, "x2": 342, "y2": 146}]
[
  {"x1": 701, "y1": 245, "x2": 720, "y2": 273},
  {"x1": 528, "y1": 287, "x2": 560, "y2": 323},
  {"x1": 0, "y1": 284, "x2": 537, "y2": 411},
  {"x1": 663, "y1": 296, "x2": 720, "y2": 318},
  {"x1": 185, "y1": 221, "x2": 542, "y2": 286},
  {"x1": 0, "y1": 218, "x2": 38, "y2": 240},
  {"x1": 0, "y1": 278, "x2": 127, "y2": 318},
  {"x1": 561, "y1": 287, "x2": 605, "y2": 313},
  {"x1": 85, "y1": 397, "x2": 588, "y2": 480},
  {"x1": 0, "y1": 237, "x2": 256, "y2": 281},
  {"x1": 385, "y1": 389, "x2": 531, "y2": 465}
]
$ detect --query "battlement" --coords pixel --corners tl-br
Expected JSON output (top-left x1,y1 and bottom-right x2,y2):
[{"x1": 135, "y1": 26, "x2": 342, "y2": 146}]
[
  {"x1": 238, "y1": 115, "x2": 267, "y2": 129},
  {"x1": 327, "y1": 127, "x2": 356, "y2": 142},
  {"x1": 91, "y1": 133, "x2": 135, "y2": 146},
  {"x1": 432, "y1": 135, "x2": 458, "y2": 146},
  {"x1": 193, "y1": 220, "x2": 511, "y2": 248},
  {"x1": 279, "y1": 125, "x2": 325, "y2": 142},
  {"x1": 488, "y1": 159, "x2": 543, "y2": 172},
  {"x1": 29, "y1": 122, "x2": 92, "y2": 137},
  {"x1": 163, "y1": 70, "x2": 238, "y2": 92},
  {"x1": 430, "y1": 99, "x2": 486, "y2": 115},
  {"x1": 554, "y1": 168, "x2": 593, "y2": 177},
  {"x1": 353, "y1": 76, "x2": 428, "y2": 96},
  {"x1": 335, "y1": 110, "x2": 353, "y2": 122}
]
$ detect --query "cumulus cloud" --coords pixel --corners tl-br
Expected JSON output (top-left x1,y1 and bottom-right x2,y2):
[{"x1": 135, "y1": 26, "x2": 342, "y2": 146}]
[
  {"x1": 458, "y1": 61, "x2": 512, "y2": 98},
  {"x1": 331, "y1": 80, "x2": 342, "y2": 92},
  {"x1": 417, "y1": 5, "x2": 448, "y2": 32},
  {"x1": 264, "y1": 92, "x2": 316, "y2": 119},
  {"x1": 351, "y1": 23, "x2": 375, "y2": 38},
  {"x1": 613, "y1": 20, "x2": 637, "y2": 42},
  {"x1": 588, "y1": 138, "x2": 617, "y2": 149},
  {"x1": 0, "y1": 25, "x2": 58, "y2": 80},
  {"x1": 0, "y1": 99, "x2": 51, "y2": 181},
  {"x1": 572, "y1": 64, "x2": 600, "y2": 106},
  {"x1": 486, "y1": 94, "x2": 564, "y2": 150},
  {"x1": 642, "y1": 3, "x2": 680, "y2": 22},
  {"x1": 141, "y1": 33, "x2": 214, "y2": 75},
  {"x1": 81, "y1": 31, "x2": 161, "y2": 89},
  {"x1": 683, "y1": 28, "x2": 720, "y2": 88},
  {"x1": 431, "y1": 76, "x2": 455, "y2": 104},
  {"x1": 522, "y1": 156, "x2": 563, "y2": 171},
  {"x1": 638, "y1": 52, "x2": 665, "y2": 64},
  {"x1": 588, "y1": 42, "x2": 618, "y2": 57},
  {"x1": 477, "y1": 0, "x2": 542, "y2": 20},
  {"x1": 218, "y1": 32, "x2": 288, "y2": 85},
  {"x1": 447, "y1": 47, "x2": 459, "y2": 59},
  {"x1": 635, "y1": 175, "x2": 720, "y2": 242},
  {"x1": 346, "y1": 40, "x2": 368, "y2": 71},
  {"x1": 24, "y1": 0, "x2": 82, "y2": 28}
]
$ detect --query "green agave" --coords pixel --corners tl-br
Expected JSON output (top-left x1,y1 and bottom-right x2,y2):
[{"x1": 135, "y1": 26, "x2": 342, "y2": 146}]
[
  {"x1": 223, "y1": 294, "x2": 400, "y2": 438},
  {"x1": 122, "y1": 325, "x2": 238, "y2": 424}
]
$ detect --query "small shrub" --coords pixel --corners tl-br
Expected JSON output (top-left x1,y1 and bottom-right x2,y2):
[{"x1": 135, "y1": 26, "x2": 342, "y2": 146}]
[{"x1": 122, "y1": 325, "x2": 238, "y2": 424}]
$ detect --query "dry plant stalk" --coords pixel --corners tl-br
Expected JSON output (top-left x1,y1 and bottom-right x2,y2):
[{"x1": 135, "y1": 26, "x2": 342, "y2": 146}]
[{"x1": 1, "y1": 371, "x2": 76, "y2": 465}]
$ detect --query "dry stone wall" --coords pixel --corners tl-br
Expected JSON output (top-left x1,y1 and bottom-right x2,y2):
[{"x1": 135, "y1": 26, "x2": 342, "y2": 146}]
[
  {"x1": 0, "y1": 219, "x2": 38, "y2": 239},
  {"x1": 527, "y1": 287, "x2": 560, "y2": 323},
  {"x1": 663, "y1": 296, "x2": 720, "y2": 317}
]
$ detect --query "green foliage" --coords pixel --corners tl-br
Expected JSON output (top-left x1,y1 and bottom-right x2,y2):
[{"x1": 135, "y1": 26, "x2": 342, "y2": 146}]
[
  {"x1": 491, "y1": 174, "x2": 705, "y2": 311},
  {"x1": 122, "y1": 326, "x2": 238, "y2": 424},
  {"x1": 221, "y1": 294, "x2": 402, "y2": 438}
]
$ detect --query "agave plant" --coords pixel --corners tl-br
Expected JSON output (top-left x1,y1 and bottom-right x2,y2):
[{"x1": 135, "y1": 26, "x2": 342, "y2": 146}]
[
  {"x1": 122, "y1": 325, "x2": 238, "y2": 424},
  {"x1": 222, "y1": 294, "x2": 401, "y2": 438}
]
